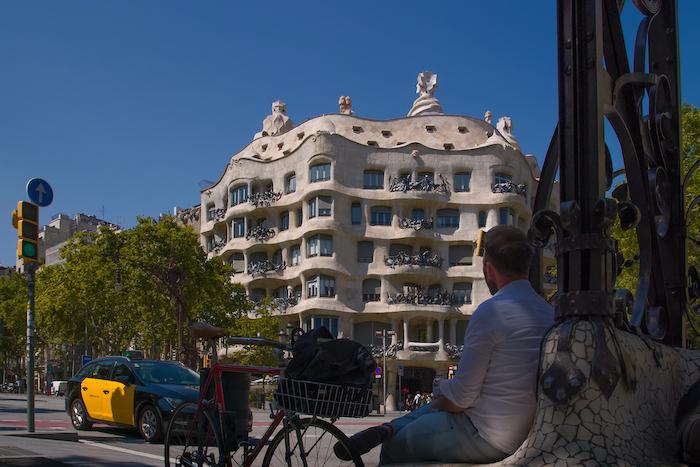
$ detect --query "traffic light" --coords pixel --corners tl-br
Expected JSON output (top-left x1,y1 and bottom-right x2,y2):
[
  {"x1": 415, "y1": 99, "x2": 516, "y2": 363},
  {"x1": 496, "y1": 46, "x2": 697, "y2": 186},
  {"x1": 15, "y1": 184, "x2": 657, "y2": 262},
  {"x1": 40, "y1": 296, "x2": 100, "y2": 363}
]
[
  {"x1": 475, "y1": 229, "x2": 486, "y2": 257},
  {"x1": 12, "y1": 201, "x2": 40, "y2": 262}
]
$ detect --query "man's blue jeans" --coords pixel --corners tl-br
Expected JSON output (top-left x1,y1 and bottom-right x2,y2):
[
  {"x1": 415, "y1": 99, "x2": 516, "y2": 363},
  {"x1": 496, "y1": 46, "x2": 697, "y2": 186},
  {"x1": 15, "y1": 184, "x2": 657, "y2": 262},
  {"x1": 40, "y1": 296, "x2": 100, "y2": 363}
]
[{"x1": 380, "y1": 404, "x2": 509, "y2": 465}]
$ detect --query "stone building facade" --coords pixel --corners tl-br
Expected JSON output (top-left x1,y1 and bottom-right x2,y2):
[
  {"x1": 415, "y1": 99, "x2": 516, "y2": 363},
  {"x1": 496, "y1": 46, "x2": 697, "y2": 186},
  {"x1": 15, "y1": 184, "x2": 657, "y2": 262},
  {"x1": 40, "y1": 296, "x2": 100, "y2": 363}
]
[{"x1": 199, "y1": 72, "x2": 554, "y2": 410}]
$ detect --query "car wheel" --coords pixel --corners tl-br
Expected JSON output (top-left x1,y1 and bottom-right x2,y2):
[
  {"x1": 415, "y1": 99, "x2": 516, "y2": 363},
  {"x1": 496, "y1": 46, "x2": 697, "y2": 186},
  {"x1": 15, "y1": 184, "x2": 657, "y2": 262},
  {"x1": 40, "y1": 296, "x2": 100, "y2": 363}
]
[
  {"x1": 138, "y1": 404, "x2": 163, "y2": 443},
  {"x1": 70, "y1": 398, "x2": 92, "y2": 430}
]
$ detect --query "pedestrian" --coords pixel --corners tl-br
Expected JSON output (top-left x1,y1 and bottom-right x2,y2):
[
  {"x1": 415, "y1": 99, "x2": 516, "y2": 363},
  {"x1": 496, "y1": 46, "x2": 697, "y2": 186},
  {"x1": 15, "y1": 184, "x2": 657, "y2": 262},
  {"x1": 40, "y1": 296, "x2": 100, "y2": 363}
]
[
  {"x1": 335, "y1": 226, "x2": 554, "y2": 464},
  {"x1": 412, "y1": 392, "x2": 421, "y2": 410}
]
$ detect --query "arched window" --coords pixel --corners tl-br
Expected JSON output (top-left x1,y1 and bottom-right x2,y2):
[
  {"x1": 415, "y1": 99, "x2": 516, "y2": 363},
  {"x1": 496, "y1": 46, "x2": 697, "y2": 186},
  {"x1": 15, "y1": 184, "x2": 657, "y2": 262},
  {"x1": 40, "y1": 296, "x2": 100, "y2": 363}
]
[
  {"x1": 309, "y1": 162, "x2": 331, "y2": 182},
  {"x1": 362, "y1": 279, "x2": 381, "y2": 302}
]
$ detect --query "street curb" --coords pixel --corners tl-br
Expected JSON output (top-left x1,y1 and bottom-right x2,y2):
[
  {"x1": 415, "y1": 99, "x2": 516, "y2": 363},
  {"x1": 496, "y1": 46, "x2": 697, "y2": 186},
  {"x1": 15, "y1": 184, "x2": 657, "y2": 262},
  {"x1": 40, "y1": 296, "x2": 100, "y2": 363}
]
[{"x1": 3, "y1": 430, "x2": 78, "y2": 442}]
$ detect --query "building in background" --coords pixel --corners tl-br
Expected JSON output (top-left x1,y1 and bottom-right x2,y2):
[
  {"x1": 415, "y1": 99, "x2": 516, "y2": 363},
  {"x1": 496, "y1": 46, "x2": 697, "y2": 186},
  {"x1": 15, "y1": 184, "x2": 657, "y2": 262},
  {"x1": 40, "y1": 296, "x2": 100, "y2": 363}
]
[
  {"x1": 36, "y1": 212, "x2": 120, "y2": 267},
  {"x1": 198, "y1": 71, "x2": 556, "y2": 410}
]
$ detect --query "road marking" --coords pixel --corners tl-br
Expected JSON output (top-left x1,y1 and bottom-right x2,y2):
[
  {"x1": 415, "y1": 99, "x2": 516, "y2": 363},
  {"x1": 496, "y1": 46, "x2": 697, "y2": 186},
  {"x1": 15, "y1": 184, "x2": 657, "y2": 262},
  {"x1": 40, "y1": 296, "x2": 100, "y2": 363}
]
[{"x1": 78, "y1": 439, "x2": 171, "y2": 463}]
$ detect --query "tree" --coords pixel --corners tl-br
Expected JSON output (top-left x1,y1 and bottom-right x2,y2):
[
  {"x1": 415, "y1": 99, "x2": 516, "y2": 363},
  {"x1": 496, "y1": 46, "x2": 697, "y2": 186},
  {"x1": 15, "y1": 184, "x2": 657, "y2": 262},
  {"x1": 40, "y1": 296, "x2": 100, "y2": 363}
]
[
  {"x1": 612, "y1": 103, "x2": 700, "y2": 347},
  {"x1": 0, "y1": 273, "x2": 27, "y2": 381},
  {"x1": 225, "y1": 300, "x2": 283, "y2": 366}
]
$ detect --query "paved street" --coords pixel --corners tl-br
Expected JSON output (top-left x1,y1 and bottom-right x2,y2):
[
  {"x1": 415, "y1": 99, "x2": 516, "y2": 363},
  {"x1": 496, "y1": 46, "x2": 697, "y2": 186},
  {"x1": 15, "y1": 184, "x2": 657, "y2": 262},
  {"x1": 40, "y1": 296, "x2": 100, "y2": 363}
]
[{"x1": 0, "y1": 393, "x2": 394, "y2": 466}]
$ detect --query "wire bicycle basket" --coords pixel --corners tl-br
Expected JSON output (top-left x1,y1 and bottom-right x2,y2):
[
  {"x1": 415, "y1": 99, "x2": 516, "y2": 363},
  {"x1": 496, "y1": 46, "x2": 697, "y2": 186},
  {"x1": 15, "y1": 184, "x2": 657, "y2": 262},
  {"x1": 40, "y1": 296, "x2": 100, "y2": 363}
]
[{"x1": 274, "y1": 378, "x2": 372, "y2": 418}]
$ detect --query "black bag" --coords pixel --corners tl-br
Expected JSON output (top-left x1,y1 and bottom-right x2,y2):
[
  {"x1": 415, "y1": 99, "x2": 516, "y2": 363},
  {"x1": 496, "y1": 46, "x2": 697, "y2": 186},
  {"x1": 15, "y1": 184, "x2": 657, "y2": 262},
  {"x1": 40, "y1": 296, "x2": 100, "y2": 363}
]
[{"x1": 285, "y1": 327, "x2": 376, "y2": 387}]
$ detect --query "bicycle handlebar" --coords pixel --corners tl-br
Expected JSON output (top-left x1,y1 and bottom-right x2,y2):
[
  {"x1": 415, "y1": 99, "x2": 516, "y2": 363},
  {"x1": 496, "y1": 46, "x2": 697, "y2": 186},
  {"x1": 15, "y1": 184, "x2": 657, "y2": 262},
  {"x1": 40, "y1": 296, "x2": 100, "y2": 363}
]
[{"x1": 226, "y1": 336, "x2": 289, "y2": 350}]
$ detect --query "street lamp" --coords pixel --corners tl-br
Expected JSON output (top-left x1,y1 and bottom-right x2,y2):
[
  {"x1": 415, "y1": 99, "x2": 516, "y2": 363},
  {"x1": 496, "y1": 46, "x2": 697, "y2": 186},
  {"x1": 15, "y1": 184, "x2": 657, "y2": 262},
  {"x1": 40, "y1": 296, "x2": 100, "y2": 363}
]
[{"x1": 375, "y1": 329, "x2": 395, "y2": 415}]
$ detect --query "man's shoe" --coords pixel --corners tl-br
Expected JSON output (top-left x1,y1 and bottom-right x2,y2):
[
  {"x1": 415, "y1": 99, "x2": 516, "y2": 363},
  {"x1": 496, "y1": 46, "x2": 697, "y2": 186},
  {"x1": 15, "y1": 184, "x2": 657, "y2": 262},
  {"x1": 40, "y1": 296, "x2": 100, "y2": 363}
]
[{"x1": 334, "y1": 425, "x2": 391, "y2": 461}]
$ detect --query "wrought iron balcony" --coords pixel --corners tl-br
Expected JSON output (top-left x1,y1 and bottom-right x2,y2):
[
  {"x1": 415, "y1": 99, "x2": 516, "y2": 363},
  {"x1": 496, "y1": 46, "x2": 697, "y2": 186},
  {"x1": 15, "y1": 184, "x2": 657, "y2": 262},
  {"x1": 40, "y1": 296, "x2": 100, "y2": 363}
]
[
  {"x1": 444, "y1": 343, "x2": 464, "y2": 360},
  {"x1": 210, "y1": 238, "x2": 227, "y2": 254},
  {"x1": 248, "y1": 190, "x2": 282, "y2": 208},
  {"x1": 398, "y1": 217, "x2": 434, "y2": 230},
  {"x1": 248, "y1": 260, "x2": 286, "y2": 277},
  {"x1": 270, "y1": 296, "x2": 298, "y2": 311},
  {"x1": 207, "y1": 208, "x2": 226, "y2": 222},
  {"x1": 384, "y1": 250, "x2": 442, "y2": 269},
  {"x1": 491, "y1": 181, "x2": 527, "y2": 196},
  {"x1": 245, "y1": 226, "x2": 275, "y2": 242},
  {"x1": 386, "y1": 289, "x2": 459, "y2": 306},
  {"x1": 388, "y1": 174, "x2": 449, "y2": 194},
  {"x1": 368, "y1": 342, "x2": 403, "y2": 359}
]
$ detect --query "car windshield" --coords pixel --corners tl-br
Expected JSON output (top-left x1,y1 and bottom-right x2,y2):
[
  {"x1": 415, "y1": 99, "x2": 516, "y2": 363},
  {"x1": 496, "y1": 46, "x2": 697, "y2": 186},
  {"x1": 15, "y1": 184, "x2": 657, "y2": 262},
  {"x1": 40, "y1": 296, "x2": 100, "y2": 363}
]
[{"x1": 132, "y1": 361, "x2": 200, "y2": 385}]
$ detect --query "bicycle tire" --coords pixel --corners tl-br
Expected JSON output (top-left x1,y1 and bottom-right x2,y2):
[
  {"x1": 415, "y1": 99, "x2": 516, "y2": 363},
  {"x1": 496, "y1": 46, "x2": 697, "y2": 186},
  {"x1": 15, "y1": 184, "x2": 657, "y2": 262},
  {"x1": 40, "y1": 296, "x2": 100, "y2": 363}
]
[
  {"x1": 262, "y1": 417, "x2": 363, "y2": 467},
  {"x1": 164, "y1": 402, "x2": 226, "y2": 467}
]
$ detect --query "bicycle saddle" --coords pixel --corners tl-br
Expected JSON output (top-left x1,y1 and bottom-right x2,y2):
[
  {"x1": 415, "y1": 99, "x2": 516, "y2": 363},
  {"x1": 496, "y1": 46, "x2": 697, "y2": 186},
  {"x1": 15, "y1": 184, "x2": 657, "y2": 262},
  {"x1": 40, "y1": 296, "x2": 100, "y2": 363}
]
[{"x1": 191, "y1": 321, "x2": 227, "y2": 339}]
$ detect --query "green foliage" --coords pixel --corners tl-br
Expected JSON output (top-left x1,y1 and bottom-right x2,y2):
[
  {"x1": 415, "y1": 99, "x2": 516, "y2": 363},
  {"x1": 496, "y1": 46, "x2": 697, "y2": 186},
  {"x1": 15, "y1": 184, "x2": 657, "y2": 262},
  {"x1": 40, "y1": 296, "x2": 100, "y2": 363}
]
[
  {"x1": 0, "y1": 273, "x2": 27, "y2": 374},
  {"x1": 612, "y1": 103, "x2": 700, "y2": 347},
  {"x1": 225, "y1": 300, "x2": 282, "y2": 367}
]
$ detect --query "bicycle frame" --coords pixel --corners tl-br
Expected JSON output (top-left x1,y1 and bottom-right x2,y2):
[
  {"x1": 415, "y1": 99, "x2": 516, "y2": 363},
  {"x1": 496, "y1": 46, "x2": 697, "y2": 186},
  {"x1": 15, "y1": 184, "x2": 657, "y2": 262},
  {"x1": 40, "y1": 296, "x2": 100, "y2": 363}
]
[{"x1": 197, "y1": 362, "x2": 284, "y2": 467}]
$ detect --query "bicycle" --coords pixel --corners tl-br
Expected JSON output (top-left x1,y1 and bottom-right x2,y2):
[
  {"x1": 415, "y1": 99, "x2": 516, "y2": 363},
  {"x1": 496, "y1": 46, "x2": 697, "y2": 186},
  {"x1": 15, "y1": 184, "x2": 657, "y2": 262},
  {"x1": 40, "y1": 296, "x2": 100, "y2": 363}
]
[{"x1": 164, "y1": 322, "x2": 370, "y2": 467}]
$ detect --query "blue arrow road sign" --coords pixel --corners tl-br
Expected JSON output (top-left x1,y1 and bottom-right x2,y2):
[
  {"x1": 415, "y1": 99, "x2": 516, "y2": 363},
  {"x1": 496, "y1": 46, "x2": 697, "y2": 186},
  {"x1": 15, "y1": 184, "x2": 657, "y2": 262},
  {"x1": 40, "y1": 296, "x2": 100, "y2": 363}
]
[{"x1": 26, "y1": 178, "x2": 54, "y2": 207}]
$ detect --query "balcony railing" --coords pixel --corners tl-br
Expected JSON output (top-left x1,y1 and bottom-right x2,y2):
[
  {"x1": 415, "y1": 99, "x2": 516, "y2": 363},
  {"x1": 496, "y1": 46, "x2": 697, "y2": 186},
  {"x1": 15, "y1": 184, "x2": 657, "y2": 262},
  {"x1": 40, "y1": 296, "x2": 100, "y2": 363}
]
[
  {"x1": 384, "y1": 250, "x2": 442, "y2": 269},
  {"x1": 207, "y1": 208, "x2": 226, "y2": 222},
  {"x1": 246, "y1": 226, "x2": 275, "y2": 242},
  {"x1": 248, "y1": 190, "x2": 282, "y2": 208},
  {"x1": 248, "y1": 260, "x2": 286, "y2": 277},
  {"x1": 398, "y1": 217, "x2": 434, "y2": 230},
  {"x1": 386, "y1": 289, "x2": 470, "y2": 306},
  {"x1": 444, "y1": 343, "x2": 464, "y2": 360},
  {"x1": 368, "y1": 342, "x2": 403, "y2": 359},
  {"x1": 270, "y1": 296, "x2": 298, "y2": 312},
  {"x1": 388, "y1": 174, "x2": 449, "y2": 194},
  {"x1": 209, "y1": 238, "x2": 227, "y2": 254},
  {"x1": 491, "y1": 181, "x2": 527, "y2": 196}
]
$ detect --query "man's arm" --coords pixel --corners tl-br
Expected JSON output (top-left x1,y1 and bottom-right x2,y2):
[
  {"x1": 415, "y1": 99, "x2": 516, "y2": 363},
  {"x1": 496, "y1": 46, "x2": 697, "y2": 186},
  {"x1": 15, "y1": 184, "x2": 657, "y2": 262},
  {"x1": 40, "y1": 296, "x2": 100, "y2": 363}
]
[
  {"x1": 431, "y1": 395, "x2": 465, "y2": 413},
  {"x1": 436, "y1": 308, "x2": 500, "y2": 410}
]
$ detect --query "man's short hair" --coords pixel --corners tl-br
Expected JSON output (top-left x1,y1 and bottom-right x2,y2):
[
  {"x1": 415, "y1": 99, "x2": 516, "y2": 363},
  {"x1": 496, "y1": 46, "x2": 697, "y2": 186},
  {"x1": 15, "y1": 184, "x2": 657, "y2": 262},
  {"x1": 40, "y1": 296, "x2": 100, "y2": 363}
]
[{"x1": 483, "y1": 225, "x2": 534, "y2": 276}]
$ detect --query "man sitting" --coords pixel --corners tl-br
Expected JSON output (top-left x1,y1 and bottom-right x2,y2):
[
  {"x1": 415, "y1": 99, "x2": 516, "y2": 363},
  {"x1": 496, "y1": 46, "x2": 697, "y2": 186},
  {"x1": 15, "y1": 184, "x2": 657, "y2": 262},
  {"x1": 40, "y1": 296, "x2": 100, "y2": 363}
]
[{"x1": 336, "y1": 226, "x2": 554, "y2": 464}]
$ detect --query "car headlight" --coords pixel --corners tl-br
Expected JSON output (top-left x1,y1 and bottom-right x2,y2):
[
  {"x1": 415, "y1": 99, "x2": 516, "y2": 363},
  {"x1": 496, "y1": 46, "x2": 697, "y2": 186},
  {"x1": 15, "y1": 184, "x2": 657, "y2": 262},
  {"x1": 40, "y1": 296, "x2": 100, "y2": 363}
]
[{"x1": 163, "y1": 397, "x2": 183, "y2": 409}]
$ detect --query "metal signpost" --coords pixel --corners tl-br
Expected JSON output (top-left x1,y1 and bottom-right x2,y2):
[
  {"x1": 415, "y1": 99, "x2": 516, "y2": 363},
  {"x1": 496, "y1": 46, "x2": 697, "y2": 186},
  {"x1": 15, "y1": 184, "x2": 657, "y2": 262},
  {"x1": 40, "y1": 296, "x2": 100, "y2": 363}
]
[
  {"x1": 11, "y1": 178, "x2": 54, "y2": 433},
  {"x1": 375, "y1": 329, "x2": 395, "y2": 415}
]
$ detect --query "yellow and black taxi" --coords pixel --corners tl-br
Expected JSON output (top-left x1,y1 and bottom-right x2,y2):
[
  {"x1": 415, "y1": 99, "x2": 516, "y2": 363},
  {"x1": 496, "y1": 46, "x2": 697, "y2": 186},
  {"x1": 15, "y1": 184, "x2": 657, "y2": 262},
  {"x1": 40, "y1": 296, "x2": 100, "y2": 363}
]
[{"x1": 65, "y1": 354, "x2": 199, "y2": 442}]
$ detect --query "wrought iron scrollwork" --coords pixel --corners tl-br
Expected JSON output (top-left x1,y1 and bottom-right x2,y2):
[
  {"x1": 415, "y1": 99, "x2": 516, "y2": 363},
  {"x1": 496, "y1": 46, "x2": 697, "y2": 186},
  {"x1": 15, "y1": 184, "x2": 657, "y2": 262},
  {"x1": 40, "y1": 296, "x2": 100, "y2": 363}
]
[
  {"x1": 389, "y1": 174, "x2": 449, "y2": 193},
  {"x1": 384, "y1": 250, "x2": 442, "y2": 269},
  {"x1": 386, "y1": 289, "x2": 460, "y2": 306},
  {"x1": 245, "y1": 226, "x2": 275, "y2": 242},
  {"x1": 248, "y1": 260, "x2": 286, "y2": 277},
  {"x1": 398, "y1": 217, "x2": 434, "y2": 230},
  {"x1": 248, "y1": 190, "x2": 282, "y2": 208},
  {"x1": 210, "y1": 238, "x2": 227, "y2": 254},
  {"x1": 491, "y1": 181, "x2": 527, "y2": 197}
]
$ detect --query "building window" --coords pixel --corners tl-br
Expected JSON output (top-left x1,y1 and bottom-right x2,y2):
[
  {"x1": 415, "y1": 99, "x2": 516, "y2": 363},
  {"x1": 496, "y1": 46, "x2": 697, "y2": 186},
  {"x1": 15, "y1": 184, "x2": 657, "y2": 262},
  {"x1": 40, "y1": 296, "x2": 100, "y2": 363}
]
[
  {"x1": 362, "y1": 279, "x2": 381, "y2": 302},
  {"x1": 290, "y1": 244, "x2": 301, "y2": 266},
  {"x1": 449, "y1": 244, "x2": 474, "y2": 266},
  {"x1": 363, "y1": 170, "x2": 384, "y2": 189},
  {"x1": 296, "y1": 207, "x2": 303, "y2": 227},
  {"x1": 351, "y1": 203, "x2": 362, "y2": 225},
  {"x1": 478, "y1": 211, "x2": 487, "y2": 228},
  {"x1": 494, "y1": 172, "x2": 512, "y2": 185},
  {"x1": 309, "y1": 162, "x2": 331, "y2": 182},
  {"x1": 411, "y1": 208, "x2": 425, "y2": 220},
  {"x1": 357, "y1": 241, "x2": 374, "y2": 263},
  {"x1": 308, "y1": 196, "x2": 332, "y2": 218},
  {"x1": 499, "y1": 207, "x2": 516, "y2": 225},
  {"x1": 307, "y1": 234, "x2": 333, "y2": 257},
  {"x1": 403, "y1": 283, "x2": 420, "y2": 295},
  {"x1": 206, "y1": 204, "x2": 216, "y2": 222},
  {"x1": 437, "y1": 209, "x2": 459, "y2": 228},
  {"x1": 453, "y1": 282, "x2": 473, "y2": 305},
  {"x1": 232, "y1": 218, "x2": 245, "y2": 238},
  {"x1": 229, "y1": 252, "x2": 245, "y2": 273},
  {"x1": 272, "y1": 249, "x2": 283, "y2": 265},
  {"x1": 417, "y1": 171, "x2": 434, "y2": 184},
  {"x1": 389, "y1": 243, "x2": 413, "y2": 256},
  {"x1": 305, "y1": 315, "x2": 338, "y2": 337},
  {"x1": 293, "y1": 285, "x2": 302, "y2": 302},
  {"x1": 279, "y1": 211, "x2": 290, "y2": 231},
  {"x1": 250, "y1": 288, "x2": 266, "y2": 303},
  {"x1": 230, "y1": 184, "x2": 248, "y2": 206},
  {"x1": 454, "y1": 172, "x2": 471, "y2": 192},
  {"x1": 273, "y1": 286, "x2": 288, "y2": 300},
  {"x1": 307, "y1": 275, "x2": 335, "y2": 298},
  {"x1": 370, "y1": 206, "x2": 392, "y2": 226},
  {"x1": 285, "y1": 173, "x2": 296, "y2": 193}
]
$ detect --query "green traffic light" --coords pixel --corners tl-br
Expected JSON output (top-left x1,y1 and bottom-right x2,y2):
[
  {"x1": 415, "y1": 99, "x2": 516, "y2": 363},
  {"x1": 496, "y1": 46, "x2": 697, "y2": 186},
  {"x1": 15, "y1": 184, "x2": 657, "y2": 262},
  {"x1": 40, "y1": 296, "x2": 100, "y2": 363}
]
[{"x1": 22, "y1": 242, "x2": 37, "y2": 259}]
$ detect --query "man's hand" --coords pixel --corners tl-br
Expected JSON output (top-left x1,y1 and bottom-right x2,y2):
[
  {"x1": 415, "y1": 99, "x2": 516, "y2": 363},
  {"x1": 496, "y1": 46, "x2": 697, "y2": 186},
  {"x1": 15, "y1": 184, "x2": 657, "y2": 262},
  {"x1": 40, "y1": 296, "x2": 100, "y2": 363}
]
[{"x1": 431, "y1": 396, "x2": 465, "y2": 413}]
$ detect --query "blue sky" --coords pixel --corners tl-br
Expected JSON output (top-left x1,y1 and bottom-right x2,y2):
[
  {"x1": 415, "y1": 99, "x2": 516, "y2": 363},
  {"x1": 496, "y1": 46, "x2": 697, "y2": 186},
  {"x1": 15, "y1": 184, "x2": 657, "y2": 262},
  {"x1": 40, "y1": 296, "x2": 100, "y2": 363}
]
[{"x1": 1, "y1": 1, "x2": 699, "y2": 266}]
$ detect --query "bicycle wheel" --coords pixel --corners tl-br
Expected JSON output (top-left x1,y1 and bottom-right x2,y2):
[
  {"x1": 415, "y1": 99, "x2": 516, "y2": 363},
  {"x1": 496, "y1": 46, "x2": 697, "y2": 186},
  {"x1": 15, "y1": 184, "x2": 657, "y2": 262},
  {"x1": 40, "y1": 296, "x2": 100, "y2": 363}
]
[
  {"x1": 262, "y1": 417, "x2": 363, "y2": 467},
  {"x1": 164, "y1": 402, "x2": 226, "y2": 467}
]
